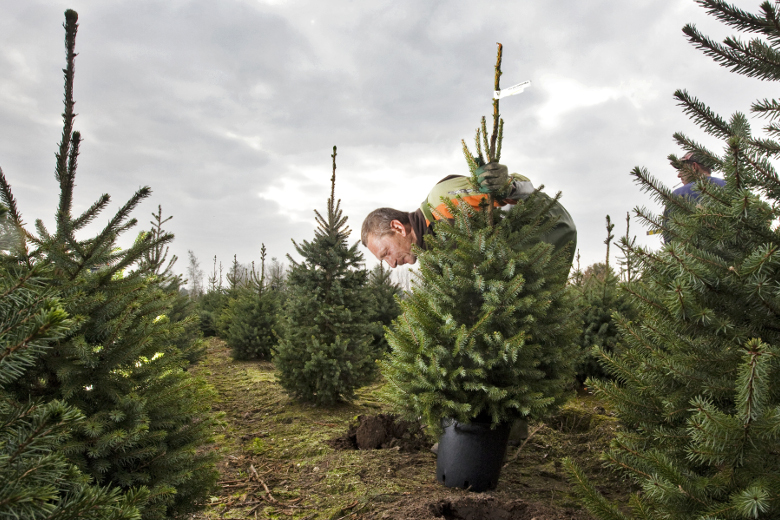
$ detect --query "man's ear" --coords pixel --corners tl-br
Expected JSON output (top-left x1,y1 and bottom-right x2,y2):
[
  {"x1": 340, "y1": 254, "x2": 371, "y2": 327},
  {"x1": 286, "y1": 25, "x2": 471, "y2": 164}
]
[{"x1": 389, "y1": 219, "x2": 407, "y2": 236}]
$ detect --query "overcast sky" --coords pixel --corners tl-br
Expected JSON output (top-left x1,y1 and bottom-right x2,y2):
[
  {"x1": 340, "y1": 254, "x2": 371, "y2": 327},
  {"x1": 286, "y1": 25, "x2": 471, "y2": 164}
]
[{"x1": 2, "y1": 0, "x2": 777, "y2": 287}]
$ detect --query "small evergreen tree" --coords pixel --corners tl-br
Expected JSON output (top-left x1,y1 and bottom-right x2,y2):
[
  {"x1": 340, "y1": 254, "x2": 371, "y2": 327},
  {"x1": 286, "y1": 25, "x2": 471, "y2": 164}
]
[
  {"x1": 573, "y1": 217, "x2": 638, "y2": 383},
  {"x1": 382, "y1": 45, "x2": 579, "y2": 432},
  {"x1": 141, "y1": 206, "x2": 206, "y2": 365},
  {"x1": 365, "y1": 263, "x2": 402, "y2": 352},
  {"x1": 275, "y1": 147, "x2": 376, "y2": 405},
  {"x1": 216, "y1": 254, "x2": 250, "y2": 338},
  {"x1": 225, "y1": 245, "x2": 280, "y2": 360},
  {"x1": 0, "y1": 11, "x2": 218, "y2": 519},
  {"x1": 196, "y1": 254, "x2": 229, "y2": 338},
  {"x1": 186, "y1": 250, "x2": 204, "y2": 299},
  {"x1": 567, "y1": 2, "x2": 780, "y2": 518}
]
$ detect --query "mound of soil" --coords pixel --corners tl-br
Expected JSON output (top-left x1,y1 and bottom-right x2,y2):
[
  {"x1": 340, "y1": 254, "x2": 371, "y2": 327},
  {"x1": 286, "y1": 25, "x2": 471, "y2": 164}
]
[{"x1": 328, "y1": 413, "x2": 429, "y2": 451}]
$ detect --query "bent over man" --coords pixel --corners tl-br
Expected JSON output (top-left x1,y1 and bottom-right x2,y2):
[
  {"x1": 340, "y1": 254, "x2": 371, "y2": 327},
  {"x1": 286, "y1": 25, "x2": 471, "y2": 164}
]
[{"x1": 361, "y1": 163, "x2": 577, "y2": 269}]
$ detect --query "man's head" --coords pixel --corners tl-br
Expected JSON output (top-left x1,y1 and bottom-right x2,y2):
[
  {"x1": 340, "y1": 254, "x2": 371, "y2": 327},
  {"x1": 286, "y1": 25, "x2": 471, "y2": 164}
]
[
  {"x1": 678, "y1": 151, "x2": 712, "y2": 184},
  {"x1": 361, "y1": 208, "x2": 417, "y2": 268}
]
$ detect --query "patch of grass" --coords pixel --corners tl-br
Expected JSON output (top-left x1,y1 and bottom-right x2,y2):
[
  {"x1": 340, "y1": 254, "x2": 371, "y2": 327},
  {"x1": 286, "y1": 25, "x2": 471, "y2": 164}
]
[{"x1": 189, "y1": 338, "x2": 627, "y2": 519}]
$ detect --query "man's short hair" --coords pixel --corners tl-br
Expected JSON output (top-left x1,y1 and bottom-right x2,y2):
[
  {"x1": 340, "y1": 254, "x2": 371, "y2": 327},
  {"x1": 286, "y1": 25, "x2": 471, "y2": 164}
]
[
  {"x1": 361, "y1": 208, "x2": 410, "y2": 246},
  {"x1": 681, "y1": 151, "x2": 712, "y2": 174}
]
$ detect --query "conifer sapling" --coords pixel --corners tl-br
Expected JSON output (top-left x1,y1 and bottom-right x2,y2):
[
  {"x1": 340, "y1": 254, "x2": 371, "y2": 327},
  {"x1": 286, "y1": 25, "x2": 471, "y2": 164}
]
[
  {"x1": 275, "y1": 146, "x2": 376, "y2": 405},
  {"x1": 382, "y1": 44, "x2": 579, "y2": 433}
]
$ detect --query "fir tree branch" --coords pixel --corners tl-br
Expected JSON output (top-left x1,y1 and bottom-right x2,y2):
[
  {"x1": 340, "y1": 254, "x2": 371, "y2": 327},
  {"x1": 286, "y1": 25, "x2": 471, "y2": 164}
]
[
  {"x1": 684, "y1": 19, "x2": 780, "y2": 81},
  {"x1": 751, "y1": 97, "x2": 780, "y2": 120},
  {"x1": 671, "y1": 132, "x2": 721, "y2": 172},
  {"x1": 71, "y1": 194, "x2": 111, "y2": 231},
  {"x1": 563, "y1": 458, "x2": 632, "y2": 520},
  {"x1": 674, "y1": 90, "x2": 732, "y2": 140},
  {"x1": 473, "y1": 127, "x2": 484, "y2": 165},
  {"x1": 480, "y1": 117, "x2": 489, "y2": 164},
  {"x1": 696, "y1": 0, "x2": 780, "y2": 40},
  {"x1": 56, "y1": 131, "x2": 81, "y2": 241},
  {"x1": 461, "y1": 139, "x2": 479, "y2": 175}
]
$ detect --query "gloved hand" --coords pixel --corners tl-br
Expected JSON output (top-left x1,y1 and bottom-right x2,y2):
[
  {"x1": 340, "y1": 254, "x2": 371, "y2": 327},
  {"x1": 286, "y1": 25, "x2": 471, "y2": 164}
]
[{"x1": 476, "y1": 162, "x2": 509, "y2": 194}]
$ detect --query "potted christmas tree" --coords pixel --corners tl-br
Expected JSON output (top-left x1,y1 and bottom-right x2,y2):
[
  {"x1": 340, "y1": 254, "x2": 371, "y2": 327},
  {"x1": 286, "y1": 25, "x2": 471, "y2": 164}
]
[{"x1": 381, "y1": 45, "x2": 580, "y2": 492}]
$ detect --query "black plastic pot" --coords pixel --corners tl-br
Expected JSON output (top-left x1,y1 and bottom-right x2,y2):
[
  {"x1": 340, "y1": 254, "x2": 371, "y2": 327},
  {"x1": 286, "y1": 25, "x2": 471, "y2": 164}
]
[{"x1": 435, "y1": 418, "x2": 511, "y2": 492}]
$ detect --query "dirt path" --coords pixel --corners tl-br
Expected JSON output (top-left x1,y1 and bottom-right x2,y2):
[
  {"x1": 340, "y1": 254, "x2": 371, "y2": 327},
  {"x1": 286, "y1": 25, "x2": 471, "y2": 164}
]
[{"x1": 190, "y1": 338, "x2": 626, "y2": 520}]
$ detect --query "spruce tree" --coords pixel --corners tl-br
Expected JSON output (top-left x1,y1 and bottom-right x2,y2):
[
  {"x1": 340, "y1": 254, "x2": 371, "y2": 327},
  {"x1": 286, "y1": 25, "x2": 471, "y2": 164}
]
[
  {"x1": 225, "y1": 245, "x2": 280, "y2": 360},
  {"x1": 275, "y1": 147, "x2": 376, "y2": 405},
  {"x1": 0, "y1": 207, "x2": 144, "y2": 520},
  {"x1": 574, "y1": 217, "x2": 638, "y2": 383},
  {"x1": 567, "y1": 2, "x2": 780, "y2": 518},
  {"x1": 141, "y1": 206, "x2": 206, "y2": 365},
  {"x1": 194, "y1": 254, "x2": 231, "y2": 338},
  {"x1": 381, "y1": 45, "x2": 579, "y2": 432},
  {"x1": 365, "y1": 263, "x2": 402, "y2": 352},
  {"x1": 0, "y1": 11, "x2": 218, "y2": 519}
]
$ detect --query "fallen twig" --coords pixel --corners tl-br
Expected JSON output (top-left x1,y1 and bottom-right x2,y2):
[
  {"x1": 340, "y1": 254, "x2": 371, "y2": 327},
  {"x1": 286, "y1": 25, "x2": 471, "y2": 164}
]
[
  {"x1": 333, "y1": 500, "x2": 361, "y2": 520},
  {"x1": 250, "y1": 465, "x2": 278, "y2": 504},
  {"x1": 503, "y1": 424, "x2": 544, "y2": 467},
  {"x1": 260, "y1": 478, "x2": 277, "y2": 503}
]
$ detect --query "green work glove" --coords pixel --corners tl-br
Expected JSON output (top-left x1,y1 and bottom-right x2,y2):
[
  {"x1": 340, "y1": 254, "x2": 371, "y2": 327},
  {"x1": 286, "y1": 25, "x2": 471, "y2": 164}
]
[{"x1": 476, "y1": 162, "x2": 509, "y2": 194}]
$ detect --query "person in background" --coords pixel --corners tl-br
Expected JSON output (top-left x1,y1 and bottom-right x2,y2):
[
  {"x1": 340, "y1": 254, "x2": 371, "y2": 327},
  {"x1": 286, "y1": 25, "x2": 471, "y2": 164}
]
[
  {"x1": 662, "y1": 151, "x2": 726, "y2": 243},
  {"x1": 673, "y1": 151, "x2": 725, "y2": 198}
]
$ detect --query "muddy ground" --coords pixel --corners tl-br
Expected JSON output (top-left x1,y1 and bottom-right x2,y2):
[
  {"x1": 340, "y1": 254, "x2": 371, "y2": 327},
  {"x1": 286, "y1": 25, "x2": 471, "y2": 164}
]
[{"x1": 189, "y1": 338, "x2": 630, "y2": 520}]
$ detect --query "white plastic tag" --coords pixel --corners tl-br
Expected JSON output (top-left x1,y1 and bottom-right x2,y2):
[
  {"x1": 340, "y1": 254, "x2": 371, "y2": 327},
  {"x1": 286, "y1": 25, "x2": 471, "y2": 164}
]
[{"x1": 493, "y1": 80, "x2": 531, "y2": 100}]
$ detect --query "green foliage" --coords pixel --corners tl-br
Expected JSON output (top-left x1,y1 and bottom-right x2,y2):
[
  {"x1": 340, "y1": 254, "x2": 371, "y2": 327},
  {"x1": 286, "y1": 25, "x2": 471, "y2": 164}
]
[
  {"x1": 226, "y1": 288, "x2": 279, "y2": 360},
  {"x1": 365, "y1": 263, "x2": 402, "y2": 352},
  {"x1": 568, "y1": 2, "x2": 780, "y2": 518},
  {"x1": 572, "y1": 216, "x2": 639, "y2": 384},
  {"x1": 225, "y1": 246, "x2": 281, "y2": 360},
  {"x1": 382, "y1": 187, "x2": 579, "y2": 433},
  {"x1": 197, "y1": 288, "x2": 229, "y2": 338},
  {"x1": 383, "y1": 58, "x2": 578, "y2": 433},
  {"x1": 141, "y1": 206, "x2": 206, "y2": 364},
  {"x1": 0, "y1": 259, "x2": 145, "y2": 520},
  {"x1": 275, "y1": 147, "x2": 377, "y2": 405},
  {"x1": 0, "y1": 11, "x2": 218, "y2": 519},
  {"x1": 166, "y1": 275, "x2": 207, "y2": 364},
  {"x1": 572, "y1": 263, "x2": 637, "y2": 383}
]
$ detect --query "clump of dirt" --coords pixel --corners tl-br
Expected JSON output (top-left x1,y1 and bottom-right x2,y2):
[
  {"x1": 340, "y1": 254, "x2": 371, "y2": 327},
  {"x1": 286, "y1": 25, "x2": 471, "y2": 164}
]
[{"x1": 328, "y1": 413, "x2": 430, "y2": 451}]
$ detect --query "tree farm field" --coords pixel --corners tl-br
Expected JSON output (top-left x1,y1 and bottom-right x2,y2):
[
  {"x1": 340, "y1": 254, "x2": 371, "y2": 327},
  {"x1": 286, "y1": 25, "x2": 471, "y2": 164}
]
[{"x1": 190, "y1": 338, "x2": 630, "y2": 520}]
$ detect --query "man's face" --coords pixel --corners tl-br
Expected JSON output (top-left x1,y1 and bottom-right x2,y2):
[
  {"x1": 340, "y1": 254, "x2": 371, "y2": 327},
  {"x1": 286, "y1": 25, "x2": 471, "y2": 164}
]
[{"x1": 366, "y1": 221, "x2": 416, "y2": 268}]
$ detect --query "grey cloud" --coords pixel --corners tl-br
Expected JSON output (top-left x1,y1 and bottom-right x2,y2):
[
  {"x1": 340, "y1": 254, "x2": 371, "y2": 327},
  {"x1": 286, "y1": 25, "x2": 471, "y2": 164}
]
[{"x1": 1, "y1": 0, "x2": 773, "y2": 276}]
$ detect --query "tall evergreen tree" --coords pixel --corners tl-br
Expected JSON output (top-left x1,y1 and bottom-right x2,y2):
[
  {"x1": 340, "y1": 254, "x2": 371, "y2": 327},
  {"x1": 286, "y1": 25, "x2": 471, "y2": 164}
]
[
  {"x1": 382, "y1": 45, "x2": 580, "y2": 432},
  {"x1": 275, "y1": 147, "x2": 376, "y2": 405},
  {"x1": 567, "y1": 2, "x2": 780, "y2": 518},
  {"x1": 0, "y1": 11, "x2": 218, "y2": 519}
]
